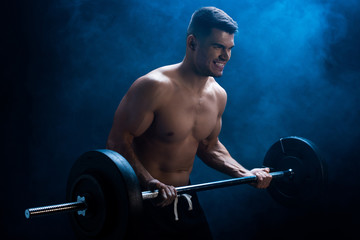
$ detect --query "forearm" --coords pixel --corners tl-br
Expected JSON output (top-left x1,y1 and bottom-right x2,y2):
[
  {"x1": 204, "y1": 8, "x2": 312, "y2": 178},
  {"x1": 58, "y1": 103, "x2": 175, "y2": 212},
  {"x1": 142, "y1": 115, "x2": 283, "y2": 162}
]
[
  {"x1": 106, "y1": 138, "x2": 154, "y2": 189},
  {"x1": 197, "y1": 140, "x2": 250, "y2": 178}
]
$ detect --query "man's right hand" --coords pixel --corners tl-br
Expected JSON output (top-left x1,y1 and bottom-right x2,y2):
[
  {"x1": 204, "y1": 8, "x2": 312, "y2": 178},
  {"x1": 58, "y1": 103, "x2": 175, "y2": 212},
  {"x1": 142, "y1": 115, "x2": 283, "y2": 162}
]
[{"x1": 147, "y1": 179, "x2": 177, "y2": 207}]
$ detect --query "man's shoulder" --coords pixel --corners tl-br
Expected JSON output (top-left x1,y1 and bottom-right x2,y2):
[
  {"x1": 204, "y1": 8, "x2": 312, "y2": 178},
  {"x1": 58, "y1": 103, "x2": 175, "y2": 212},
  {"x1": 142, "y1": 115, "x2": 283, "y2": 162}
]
[
  {"x1": 207, "y1": 77, "x2": 227, "y2": 112},
  {"x1": 128, "y1": 65, "x2": 177, "y2": 100},
  {"x1": 208, "y1": 77, "x2": 227, "y2": 98},
  {"x1": 136, "y1": 64, "x2": 178, "y2": 86}
]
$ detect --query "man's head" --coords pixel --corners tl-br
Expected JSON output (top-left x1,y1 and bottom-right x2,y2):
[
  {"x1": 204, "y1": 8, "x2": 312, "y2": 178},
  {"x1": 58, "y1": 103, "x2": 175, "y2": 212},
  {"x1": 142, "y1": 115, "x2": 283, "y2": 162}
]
[
  {"x1": 187, "y1": 7, "x2": 238, "y2": 40},
  {"x1": 186, "y1": 7, "x2": 238, "y2": 77}
]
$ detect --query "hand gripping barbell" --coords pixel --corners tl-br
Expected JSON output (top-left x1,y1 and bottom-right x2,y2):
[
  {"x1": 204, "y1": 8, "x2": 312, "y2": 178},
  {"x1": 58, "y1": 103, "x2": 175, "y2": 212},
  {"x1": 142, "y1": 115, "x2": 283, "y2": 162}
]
[{"x1": 24, "y1": 136, "x2": 327, "y2": 239}]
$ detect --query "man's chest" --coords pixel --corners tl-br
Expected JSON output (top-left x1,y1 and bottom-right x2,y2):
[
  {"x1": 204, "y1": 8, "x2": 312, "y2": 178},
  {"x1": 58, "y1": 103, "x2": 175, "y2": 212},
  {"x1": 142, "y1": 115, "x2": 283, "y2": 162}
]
[{"x1": 151, "y1": 92, "x2": 219, "y2": 142}]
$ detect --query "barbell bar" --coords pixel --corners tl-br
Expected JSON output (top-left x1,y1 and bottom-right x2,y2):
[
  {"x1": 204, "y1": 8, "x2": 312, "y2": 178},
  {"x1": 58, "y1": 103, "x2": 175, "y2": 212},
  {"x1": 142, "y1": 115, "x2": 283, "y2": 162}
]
[
  {"x1": 25, "y1": 196, "x2": 87, "y2": 219},
  {"x1": 25, "y1": 169, "x2": 294, "y2": 218},
  {"x1": 24, "y1": 136, "x2": 327, "y2": 240},
  {"x1": 142, "y1": 168, "x2": 294, "y2": 199}
]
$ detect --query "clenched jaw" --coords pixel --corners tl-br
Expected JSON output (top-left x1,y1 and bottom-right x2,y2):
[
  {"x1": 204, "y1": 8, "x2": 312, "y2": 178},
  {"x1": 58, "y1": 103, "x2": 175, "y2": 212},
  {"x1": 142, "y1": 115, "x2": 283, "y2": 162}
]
[{"x1": 213, "y1": 60, "x2": 226, "y2": 73}]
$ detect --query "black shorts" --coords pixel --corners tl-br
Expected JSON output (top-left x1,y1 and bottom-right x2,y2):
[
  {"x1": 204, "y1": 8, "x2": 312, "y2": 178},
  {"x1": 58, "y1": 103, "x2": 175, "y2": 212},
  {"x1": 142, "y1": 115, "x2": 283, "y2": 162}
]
[{"x1": 131, "y1": 191, "x2": 213, "y2": 240}]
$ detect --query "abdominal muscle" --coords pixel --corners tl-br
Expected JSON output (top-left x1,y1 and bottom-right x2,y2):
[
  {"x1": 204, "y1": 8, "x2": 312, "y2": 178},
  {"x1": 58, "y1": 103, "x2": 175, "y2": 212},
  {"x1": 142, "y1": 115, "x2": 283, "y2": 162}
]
[{"x1": 134, "y1": 133, "x2": 200, "y2": 187}]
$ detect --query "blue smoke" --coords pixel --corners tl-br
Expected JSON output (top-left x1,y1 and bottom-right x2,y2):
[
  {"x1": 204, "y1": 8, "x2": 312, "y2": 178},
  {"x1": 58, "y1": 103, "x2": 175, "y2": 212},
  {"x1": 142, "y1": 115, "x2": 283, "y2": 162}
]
[{"x1": 4, "y1": 0, "x2": 359, "y2": 239}]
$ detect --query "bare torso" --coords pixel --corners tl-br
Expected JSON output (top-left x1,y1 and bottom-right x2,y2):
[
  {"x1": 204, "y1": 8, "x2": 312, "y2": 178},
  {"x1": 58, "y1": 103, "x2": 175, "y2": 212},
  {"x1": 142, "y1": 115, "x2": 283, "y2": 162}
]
[
  {"x1": 107, "y1": 26, "x2": 272, "y2": 204},
  {"x1": 131, "y1": 64, "x2": 226, "y2": 187}
]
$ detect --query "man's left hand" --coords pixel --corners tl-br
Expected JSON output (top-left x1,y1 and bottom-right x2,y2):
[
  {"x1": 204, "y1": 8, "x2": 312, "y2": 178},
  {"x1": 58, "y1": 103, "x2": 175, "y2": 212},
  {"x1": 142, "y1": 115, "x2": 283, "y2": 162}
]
[{"x1": 249, "y1": 168, "x2": 272, "y2": 189}]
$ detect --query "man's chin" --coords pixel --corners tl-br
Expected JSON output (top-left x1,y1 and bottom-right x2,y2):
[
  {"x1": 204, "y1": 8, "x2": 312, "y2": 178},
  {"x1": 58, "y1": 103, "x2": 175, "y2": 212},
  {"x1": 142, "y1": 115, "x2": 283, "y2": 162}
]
[
  {"x1": 211, "y1": 71, "x2": 223, "y2": 78},
  {"x1": 200, "y1": 68, "x2": 223, "y2": 78}
]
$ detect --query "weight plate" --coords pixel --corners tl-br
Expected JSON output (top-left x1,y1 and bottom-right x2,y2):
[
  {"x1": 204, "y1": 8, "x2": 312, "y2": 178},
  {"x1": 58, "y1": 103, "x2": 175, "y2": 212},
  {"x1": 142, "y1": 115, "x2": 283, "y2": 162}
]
[
  {"x1": 70, "y1": 174, "x2": 106, "y2": 236},
  {"x1": 66, "y1": 149, "x2": 142, "y2": 239},
  {"x1": 263, "y1": 136, "x2": 327, "y2": 207}
]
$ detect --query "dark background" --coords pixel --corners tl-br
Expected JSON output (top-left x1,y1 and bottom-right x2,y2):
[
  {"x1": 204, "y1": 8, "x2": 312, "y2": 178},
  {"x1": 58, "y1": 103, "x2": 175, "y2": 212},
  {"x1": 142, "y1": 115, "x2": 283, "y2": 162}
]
[{"x1": 2, "y1": 0, "x2": 359, "y2": 239}]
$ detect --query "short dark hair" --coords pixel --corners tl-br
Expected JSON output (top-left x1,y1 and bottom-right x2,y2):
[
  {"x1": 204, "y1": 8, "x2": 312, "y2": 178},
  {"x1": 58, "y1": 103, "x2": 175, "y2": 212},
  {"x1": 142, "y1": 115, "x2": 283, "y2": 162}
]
[{"x1": 187, "y1": 7, "x2": 238, "y2": 39}]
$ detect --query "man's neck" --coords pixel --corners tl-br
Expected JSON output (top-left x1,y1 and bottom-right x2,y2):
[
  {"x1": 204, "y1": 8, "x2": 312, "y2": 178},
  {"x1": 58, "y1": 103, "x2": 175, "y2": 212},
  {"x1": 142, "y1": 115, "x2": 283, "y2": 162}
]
[{"x1": 177, "y1": 57, "x2": 210, "y2": 93}]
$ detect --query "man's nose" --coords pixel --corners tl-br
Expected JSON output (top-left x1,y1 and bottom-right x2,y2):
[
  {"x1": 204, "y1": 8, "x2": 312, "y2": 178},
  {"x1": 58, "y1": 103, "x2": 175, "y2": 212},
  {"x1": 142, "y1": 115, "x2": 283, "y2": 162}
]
[{"x1": 220, "y1": 49, "x2": 231, "y2": 61}]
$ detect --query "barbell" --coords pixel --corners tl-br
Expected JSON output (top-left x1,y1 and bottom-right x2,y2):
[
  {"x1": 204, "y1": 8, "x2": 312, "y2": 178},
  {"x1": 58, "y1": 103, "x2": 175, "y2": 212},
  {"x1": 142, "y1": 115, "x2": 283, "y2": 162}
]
[{"x1": 24, "y1": 136, "x2": 327, "y2": 239}]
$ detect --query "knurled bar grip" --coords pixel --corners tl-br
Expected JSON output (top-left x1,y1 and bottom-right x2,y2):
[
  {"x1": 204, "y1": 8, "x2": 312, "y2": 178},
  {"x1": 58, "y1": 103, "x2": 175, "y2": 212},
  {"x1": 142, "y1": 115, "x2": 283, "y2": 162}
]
[
  {"x1": 25, "y1": 198, "x2": 87, "y2": 219},
  {"x1": 142, "y1": 169, "x2": 293, "y2": 200},
  {"x1": 25, "y1": 169, "x2": 293, "y2": 218}
]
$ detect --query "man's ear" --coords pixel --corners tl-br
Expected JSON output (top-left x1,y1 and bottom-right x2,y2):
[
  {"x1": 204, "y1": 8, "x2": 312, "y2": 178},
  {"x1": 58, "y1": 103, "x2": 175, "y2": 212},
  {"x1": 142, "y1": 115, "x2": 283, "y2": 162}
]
[{"x1": 187, "y1": 34, "x2": 197, "y2": 51}]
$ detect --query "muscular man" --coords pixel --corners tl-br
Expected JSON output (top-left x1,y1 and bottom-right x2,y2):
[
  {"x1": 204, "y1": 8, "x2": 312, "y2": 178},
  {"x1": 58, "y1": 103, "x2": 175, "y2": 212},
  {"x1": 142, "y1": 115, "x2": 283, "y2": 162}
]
[{"x1": 107, "y1": 7, "x2": 272, "y2": 239}]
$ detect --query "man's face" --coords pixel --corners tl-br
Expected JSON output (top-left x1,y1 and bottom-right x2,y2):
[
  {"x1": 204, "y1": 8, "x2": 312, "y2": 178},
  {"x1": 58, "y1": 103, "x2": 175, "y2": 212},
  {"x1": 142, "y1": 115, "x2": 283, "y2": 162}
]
[{"x1": 194, "y1": 28, "x2": 235, "y2": 77}]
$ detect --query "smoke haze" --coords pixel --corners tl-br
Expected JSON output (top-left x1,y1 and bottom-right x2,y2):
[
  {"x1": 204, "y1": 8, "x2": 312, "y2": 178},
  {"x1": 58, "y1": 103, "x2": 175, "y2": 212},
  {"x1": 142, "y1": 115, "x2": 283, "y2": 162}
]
[{"x1": 2, "y1": 0, "x2": 359, "y2": 239}]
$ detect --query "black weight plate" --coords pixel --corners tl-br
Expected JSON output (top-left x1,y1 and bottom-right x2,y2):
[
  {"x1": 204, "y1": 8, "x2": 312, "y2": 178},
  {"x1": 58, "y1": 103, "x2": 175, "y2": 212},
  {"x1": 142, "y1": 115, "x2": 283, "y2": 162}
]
[
  {"x1": 66, "y1": 149, "x2": 142, "y2": 239},
  {"x1": 70, "y1": 174, "x2": 106, "y2": 237},
  {"x1": 263, "y1": 136, "x2": 327, "y2": 207}
]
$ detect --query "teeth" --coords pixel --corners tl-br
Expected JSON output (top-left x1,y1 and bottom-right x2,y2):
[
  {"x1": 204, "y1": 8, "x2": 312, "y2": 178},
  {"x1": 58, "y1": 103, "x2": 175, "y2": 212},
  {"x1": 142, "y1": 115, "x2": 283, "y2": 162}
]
[{"x1": 215, "y1": 62, "x2": 224, "y2": 67}]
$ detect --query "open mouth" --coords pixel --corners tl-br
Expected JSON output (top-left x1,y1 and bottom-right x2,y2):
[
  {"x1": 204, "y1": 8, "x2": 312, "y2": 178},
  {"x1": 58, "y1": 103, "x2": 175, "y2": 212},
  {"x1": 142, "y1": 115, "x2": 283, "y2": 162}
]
[{"x1": 213, "y1": 61, "x2": 226, "y2": 71}]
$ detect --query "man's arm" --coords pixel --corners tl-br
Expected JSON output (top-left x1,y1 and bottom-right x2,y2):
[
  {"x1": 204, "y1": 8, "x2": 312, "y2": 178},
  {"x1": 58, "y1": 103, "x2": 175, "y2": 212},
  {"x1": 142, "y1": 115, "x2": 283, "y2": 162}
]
[
  {"x1": 197, "y1": 136, "x2": 250, "y2": 178},
  {"x1": 106, "y1": 76, "x2": 176, "y2": 206},
  {"x1": 197, "y1": 137, "x2": 271, "y2": 188},
  {"x1": 197, "y1": 90, "x2": 272, "y2": 188}
]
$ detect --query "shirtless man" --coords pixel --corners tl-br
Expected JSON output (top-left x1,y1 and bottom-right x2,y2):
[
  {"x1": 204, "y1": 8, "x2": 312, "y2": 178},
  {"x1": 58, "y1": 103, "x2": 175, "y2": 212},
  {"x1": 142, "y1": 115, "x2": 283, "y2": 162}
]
[{"x1": 107, "y1": 7, "x2": 272, "y2": 239}]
